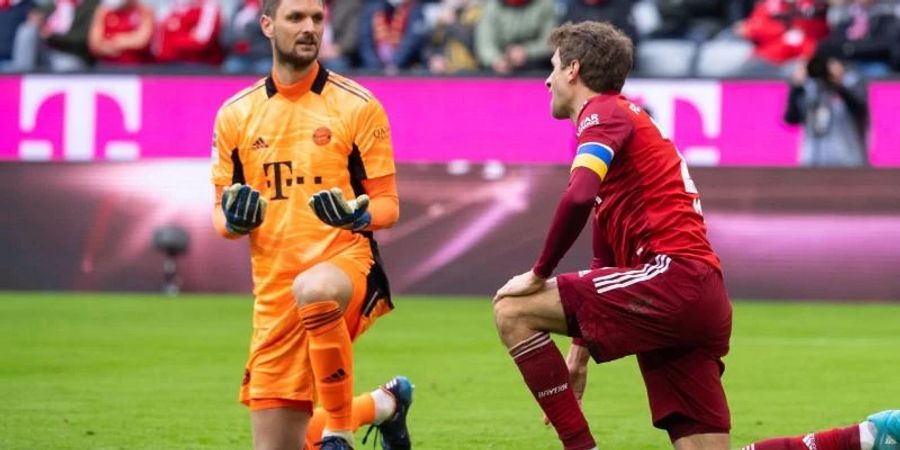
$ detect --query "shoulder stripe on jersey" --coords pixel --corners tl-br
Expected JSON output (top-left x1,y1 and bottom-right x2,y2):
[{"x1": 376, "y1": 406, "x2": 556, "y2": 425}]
[
  {"x1": 576, "y1": 142, "x2": 615, "y2": 166},
  {"x1": 328, "y1": 73, "x2": 369, "y2": 96},
  {"x1": 327, "y1": 78, "x2": 370, "y2": 102},
  {"x1": 225, "y1": 83, "x2": 265, "y2": 107},
  {"x1": 329, "y1": 77, "x2": 371, "y2": 100}
]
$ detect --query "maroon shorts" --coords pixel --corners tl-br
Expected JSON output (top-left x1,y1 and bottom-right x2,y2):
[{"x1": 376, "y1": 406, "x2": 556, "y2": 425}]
[{"x1": 557, "y1": 254, "x2": 733, "y2": 440}]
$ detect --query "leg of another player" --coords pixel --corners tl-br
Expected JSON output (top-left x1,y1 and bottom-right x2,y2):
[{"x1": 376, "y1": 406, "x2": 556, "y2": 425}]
[
  {"x1": 293, "y1": 263, "x2": 356, "y2": 446},
  {"x1": 493, "y1": 279, "x2": 598, "y2": 450},
  {"x1": 738, "y1": 410, "x2": 900, "y2": 450},
  {"x1": 252, "y1": 407, "x2": 311, "y2": 450}
]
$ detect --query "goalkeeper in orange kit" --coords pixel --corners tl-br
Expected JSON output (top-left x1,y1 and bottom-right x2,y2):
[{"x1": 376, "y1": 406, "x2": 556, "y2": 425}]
[{"x1": 210, "y1": 0, "x2": 411, "y2": 449}]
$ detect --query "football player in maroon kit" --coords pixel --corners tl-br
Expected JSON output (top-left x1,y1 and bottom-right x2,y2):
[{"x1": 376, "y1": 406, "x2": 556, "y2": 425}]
[{"x1": 492, "y1": 21, "x2": 899, "y2": 450}]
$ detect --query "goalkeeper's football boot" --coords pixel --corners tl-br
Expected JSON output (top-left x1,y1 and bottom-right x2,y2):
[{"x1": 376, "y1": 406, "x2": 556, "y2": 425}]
[
  {"x1": 869, "y1": 410, "x2": 900, "y2": 450},
  {"x1": 363, "y1": 376, "x2": 413, "y2": 450},
  {"x1": 317, "y1": 435, "x2": 354, "y2": 450}
]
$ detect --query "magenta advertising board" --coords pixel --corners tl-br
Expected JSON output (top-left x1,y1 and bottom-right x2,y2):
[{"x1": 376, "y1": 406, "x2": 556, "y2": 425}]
[
  {"x1": 0, "y1": 75, "x2": 896, "y2": 166},
  {"x1": 869, "y1": 82, "x2": 900, "y2": 167}
]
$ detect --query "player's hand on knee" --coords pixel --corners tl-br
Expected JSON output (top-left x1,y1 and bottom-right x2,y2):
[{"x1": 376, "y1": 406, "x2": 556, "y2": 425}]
[
  {"x1": 222, "y1": 183, "x2": 267, "y2": 235},
  {"x1": 308, "y1": 187, "x2": 371, "y2": 231},
  {"x1": 494, "y1": 270, "x2": 546, "y2": 302}
]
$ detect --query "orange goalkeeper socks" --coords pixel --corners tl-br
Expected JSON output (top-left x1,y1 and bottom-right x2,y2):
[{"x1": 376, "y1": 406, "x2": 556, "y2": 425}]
[
  {"x1": 299, "y1": 301, "x2": 354, "y2": 435},
  {"x1": 304, "y1": 393, "x2": 377, "y2": 449}
]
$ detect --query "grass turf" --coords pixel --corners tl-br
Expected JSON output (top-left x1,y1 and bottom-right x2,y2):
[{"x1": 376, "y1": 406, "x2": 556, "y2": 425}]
[{"x1": 0, "y1": 292, "x2": 897, "y2": 449}]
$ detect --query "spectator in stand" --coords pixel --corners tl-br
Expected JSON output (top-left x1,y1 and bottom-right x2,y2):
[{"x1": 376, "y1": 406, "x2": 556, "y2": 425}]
[
  {"x1": 88, "y1": 0, "x2": 153, "y2": 67},
  {"x1": 222, "y1": 0, "x2": 270, "y2": 73},
  {"x1": 153, "y1": 0, "x2": 223, "y2": 67},
  {"x1": 475, "y1": 0, "x2": 556, "y2": 75},
  {"x1": 15, "y1": 0, "x2": 101, "y2": 71},
  {"x1": 0, "y1": 0, "x2": 35, "y2": 72},
  {"x1": 561, "y1": 0, "x2": 639, "y2": 44},
  {"x1": 650, "y1": 0, "x2": 728, "y2": 41},
  {"x1": 359, "y1": 0, "x2": 427, "y2": 74},
  {"x1": 319, "y1": 0, "x2": 362, "y2": 72},
  {"x1": 784, "y1": 52, "x2": 868, "y2": 167},
  {"x1": 423, "y1": 0, "x2": 481, "y2": 74},
  {"x1": 726, "y1": 0, "x2": 758, "y2": 25},
  {"x1": 735, "y1": 0, "x2": 830, "y2": 76},
  {"x1": 817, "y1": 0, "x2": 900, "y2": 78}
]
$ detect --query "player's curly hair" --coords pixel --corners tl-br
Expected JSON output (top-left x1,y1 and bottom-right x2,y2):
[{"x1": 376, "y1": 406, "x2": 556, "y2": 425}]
[{"x1": 550, "y1": 21, "x2": 633, "y2": 93}]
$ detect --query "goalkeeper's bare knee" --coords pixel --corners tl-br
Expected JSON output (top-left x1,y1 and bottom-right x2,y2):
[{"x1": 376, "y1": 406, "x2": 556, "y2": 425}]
[{"x1": 292, "y1": 264, "x2": 354, "y2": 308}]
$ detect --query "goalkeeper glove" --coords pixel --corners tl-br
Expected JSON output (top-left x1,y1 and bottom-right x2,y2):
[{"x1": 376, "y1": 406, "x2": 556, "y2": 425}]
[
  {"x1": 221, "y1": 183, "x2": 267, "y2": 235},
  {"x1": 308, "y1": 187, "x2": 371, "y2": 231}
]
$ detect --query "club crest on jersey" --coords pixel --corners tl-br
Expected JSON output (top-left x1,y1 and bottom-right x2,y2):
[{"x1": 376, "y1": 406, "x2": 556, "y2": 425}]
[
  {"x1": 577, "y1": 113, "x2": 599, "y2": 137},
  {"x1": 313, "y1": 127, "x2": 332, "y2": 146}
]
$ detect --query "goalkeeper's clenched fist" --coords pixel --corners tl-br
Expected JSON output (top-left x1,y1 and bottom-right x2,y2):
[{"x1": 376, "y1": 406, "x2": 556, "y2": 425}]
[
  {"x1": 308, "y1": 187, "x2": 371, "y2": 231},
  {"x1": 221, "y1": 183, "x2": 267, "y2": 235}
]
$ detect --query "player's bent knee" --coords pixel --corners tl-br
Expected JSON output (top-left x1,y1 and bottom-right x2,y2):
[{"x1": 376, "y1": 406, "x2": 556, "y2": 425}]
[
  {"x1": 292, "y1": 278, "x2": 344, "y2": 307},
  {"x1": 492, "y1": 298, "x2": 512, "y2": 326},
  {"x1": 493, "y1": 298, "x2": 525, "y2": 337}
]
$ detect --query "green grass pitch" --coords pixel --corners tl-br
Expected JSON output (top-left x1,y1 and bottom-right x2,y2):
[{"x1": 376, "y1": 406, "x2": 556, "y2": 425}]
[{"x1": 0, "y1": 292, "x2": 897, "y2": 449}]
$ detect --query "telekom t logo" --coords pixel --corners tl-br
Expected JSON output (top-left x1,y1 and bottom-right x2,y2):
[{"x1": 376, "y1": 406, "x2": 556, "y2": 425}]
[
  {"x1": 623, "y1": 80, "x2": 722, "y2": 166},
  {"x1": 19, "y1": 76, "x2": 142, "y2": 160}
]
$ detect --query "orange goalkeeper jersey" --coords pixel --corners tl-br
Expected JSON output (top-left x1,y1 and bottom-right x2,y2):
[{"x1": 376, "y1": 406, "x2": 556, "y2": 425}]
[{"x1": 211, "y1": 63, "x2": 396, "y2": 328}]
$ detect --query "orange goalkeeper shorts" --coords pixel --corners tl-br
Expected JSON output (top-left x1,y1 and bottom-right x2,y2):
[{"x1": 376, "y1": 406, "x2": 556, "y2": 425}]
[{"x1": 239, "y1": 251, "x2": 392, "y2": 410}]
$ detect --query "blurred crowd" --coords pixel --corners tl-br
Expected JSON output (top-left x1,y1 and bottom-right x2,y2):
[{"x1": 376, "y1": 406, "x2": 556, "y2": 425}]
[{"x1": 1, "y1": 0, "x2": 898, "y2": 78}]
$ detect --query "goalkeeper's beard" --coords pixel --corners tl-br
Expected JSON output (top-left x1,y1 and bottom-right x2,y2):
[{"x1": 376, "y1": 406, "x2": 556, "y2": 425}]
[{"x1": 273, "y1": 40, "x2": 319, "y2": 72}]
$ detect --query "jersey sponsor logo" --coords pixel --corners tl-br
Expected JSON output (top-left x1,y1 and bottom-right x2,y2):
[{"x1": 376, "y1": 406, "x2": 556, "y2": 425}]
[
  {"x1": 576, "y1": 113, "x2": 599, "y2": 137},
  {"x1": 578, "y1": 270, "x2": 591, "y2": 277},
  {"x1": 251, "y1": 137, "x2": 268, "y2": 150},
  {"x1": 629, "y1": 102, "x2": 641, "y2": 114},
  {"x1": 263, "y1": 160, "x2": 325, "y2": 200},
  {"x1": 312, "y1": 127, "x2": 331, "y2": 146}
]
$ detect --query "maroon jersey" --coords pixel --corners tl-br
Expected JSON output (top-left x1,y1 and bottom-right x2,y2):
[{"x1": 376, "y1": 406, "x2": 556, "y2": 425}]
[
  {"x1": 97, "y1": 5, "x2": 150, "y2": 64},
  {"x1": 532, "y1": 93, "x2": 720, "y2": 277},
  {"x1": 582, "y1": 93, "x2": 719, "y2": 271},
  {"x1": 153, "y1": 0, "x2": 223, "y2": 65}
]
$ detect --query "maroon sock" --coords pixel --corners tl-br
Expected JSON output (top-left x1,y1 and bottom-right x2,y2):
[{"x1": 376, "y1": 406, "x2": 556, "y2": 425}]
[
  {"x1": 742, "y1": 424, "x2": 861, "y2": 450},
  {"x1": 510, "y1": 333, "x2": 596, "y2": 450}
]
